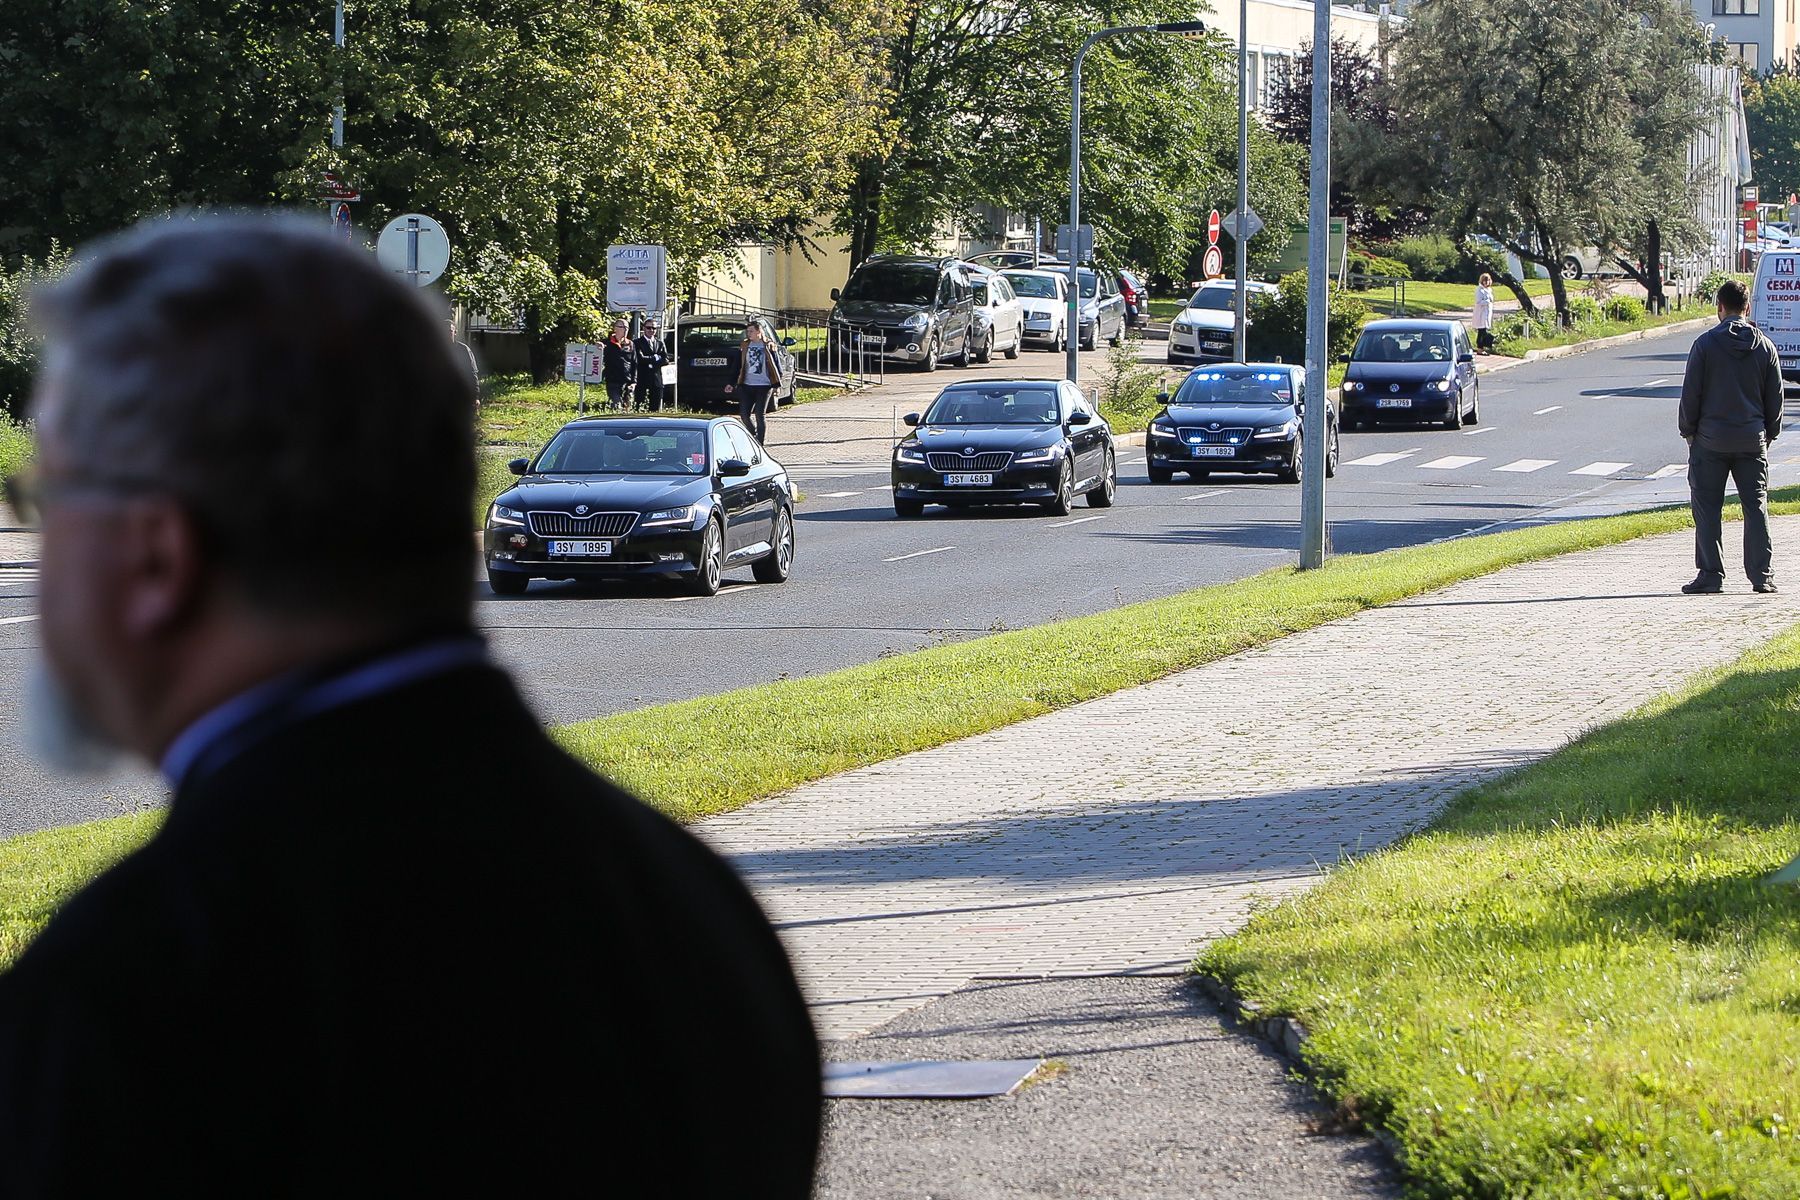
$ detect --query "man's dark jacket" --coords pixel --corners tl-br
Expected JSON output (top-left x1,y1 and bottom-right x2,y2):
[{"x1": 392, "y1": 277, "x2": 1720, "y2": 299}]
[
  {"x1": 0, "y1": 664, "x2": 820, "y2": 1194},
  {"x1": 634, "y1": 332, "x2": 670, "y2": 381},
  {"x1": 1679, "y1": 316, "x2": 1784, "y2": 452},
  {"x1": 601, "y1": 336, "x2": 635, "y2": 386}
]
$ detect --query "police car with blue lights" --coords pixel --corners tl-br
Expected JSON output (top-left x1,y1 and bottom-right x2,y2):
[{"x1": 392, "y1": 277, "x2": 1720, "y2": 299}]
[{"x1": 1145, "y1": 363, "x2": 1337, "y2": 484}]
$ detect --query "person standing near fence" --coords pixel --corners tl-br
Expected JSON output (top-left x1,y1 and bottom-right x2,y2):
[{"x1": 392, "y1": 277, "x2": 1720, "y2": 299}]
[
  {"x1": 634, "y1": 317, "x2": 669, "y2": 411},
  {"x1": 601, "y1": 319, "x2": 635, "y2": 409},
  {"x1": 724, "y1": 320, "x2": 783, "y2": 443},
  {"x1": 1472, "y1": 274, "x2": 1496, "y2": 354}
]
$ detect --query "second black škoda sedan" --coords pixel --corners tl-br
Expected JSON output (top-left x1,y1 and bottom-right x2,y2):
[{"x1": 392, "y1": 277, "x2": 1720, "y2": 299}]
[
  {"x1": 1146, "y1": 363, "x2": 1338, "y2": 484},
  {"x1": 891, "y1": 380, "x2": 1116, "y2": 516},
  {"x1": 484, "y1": 416, "x2": 795, "y2": 597}
]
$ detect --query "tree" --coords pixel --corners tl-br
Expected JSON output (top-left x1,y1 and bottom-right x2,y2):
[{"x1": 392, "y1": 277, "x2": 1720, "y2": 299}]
[
  {"x1": 1746, "y1": 67, "x2": 1800, "y2": 207},
  {"x1": 1389, "y1": 0, "x2": 1711, "y2": 323},
  {"x1": 838, "y1": 0, "x2": 1306, "y2": 281}
]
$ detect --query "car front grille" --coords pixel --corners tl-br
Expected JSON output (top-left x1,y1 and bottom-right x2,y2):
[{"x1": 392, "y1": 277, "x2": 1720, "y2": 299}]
[
  {"x1": 528, "y1": 510, "x2": 638, "y2": 538},
  {"x1": 1177, "y1": 427, "x2": 1252, "y2": 446},
  {"x1": 927, "y1": 451, "x2": 1014, "y2": 472}
]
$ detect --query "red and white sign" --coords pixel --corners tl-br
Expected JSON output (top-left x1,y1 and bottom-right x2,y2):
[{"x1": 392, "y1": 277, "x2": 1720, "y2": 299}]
[
  {"x1": 1203, "y1": 245, "x2": 1225, "y2": 279},
  {"x1": 1207, "y1": 210, "x2": 1222, "y2": 246},
  {"x1": 317, "y1": 172, "x2": 361, "y2": 202}
]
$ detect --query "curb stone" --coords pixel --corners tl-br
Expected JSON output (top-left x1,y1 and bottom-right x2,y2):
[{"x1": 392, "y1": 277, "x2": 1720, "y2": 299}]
[{"x1": 1193, "y1": 972, "x2": 1412, "y2": 1167}]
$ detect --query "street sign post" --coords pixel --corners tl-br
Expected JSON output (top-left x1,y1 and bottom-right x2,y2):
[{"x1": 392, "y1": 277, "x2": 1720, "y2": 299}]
[
  {"x1": 1221, "y1": 207, "x2": 1263, "y2": 243},
  {"x1": 607, "y1": 245, "x2": 667, "y2": 314},
  {"x1": 563, "y1": 342, "x2": 606, "y2": 413},
  {"x1": 375, "y1": 214, "x2": 450, "y2": 288}
]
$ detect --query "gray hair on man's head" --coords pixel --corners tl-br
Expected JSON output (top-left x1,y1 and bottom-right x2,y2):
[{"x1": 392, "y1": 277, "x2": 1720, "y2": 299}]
[{"x1": 34, "y1": 214, "x2": 476, "y2": 626}]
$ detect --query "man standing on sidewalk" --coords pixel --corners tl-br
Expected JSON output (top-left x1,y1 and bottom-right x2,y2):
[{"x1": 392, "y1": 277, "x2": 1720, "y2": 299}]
[{"x1": 1678, "y1": 278, "x2": 1784, "y2": 594}]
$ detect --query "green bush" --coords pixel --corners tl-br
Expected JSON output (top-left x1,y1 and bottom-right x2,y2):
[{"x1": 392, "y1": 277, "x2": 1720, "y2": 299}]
[
  {"x1": 1565, "y1": 296, "x2": 1602, "y2": 325},
  {"x1": 1698, "y1": 270, "x2": 1751, "y2": 303},
  {"x1": 1387, "y1": 234, "x2": 1461, "y2": 283},
  {"x1": 0, "y1": 416, "x2": 30, "y2": 481},
  {"x1": 1345, "y1": 249, "x2": 1411, "y2": 290},
  {"x1": 0, "y1": 246, "x2": 70, "y2": 422},
  {"x1": 1603, "y1": 295, "x2": 1646, "y2": 323},
  {"x1": 1247, "y1": 271, "x2": 1366, "y2": 365}
]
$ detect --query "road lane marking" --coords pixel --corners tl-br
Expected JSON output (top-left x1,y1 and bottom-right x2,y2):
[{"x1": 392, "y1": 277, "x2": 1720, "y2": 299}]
[
  {"x1": 883, "y1": 546, "x2": 955, "y2": 562},
  {"x1": 1533, "y1": 405, "x2": 1562, "y2": 415},
  {"x1": 1046, "y1": 515, "x2": 1108, "y2": 528},
  {"x1": 1419, "y1": 455, "x2": 1485, "y2": 470},
  {"x1": 1460, "y1": 426, "x2": 1498, "y2": 435},
  {"x1": 1570, "y1": 461, "x2": 1631, "y2": 476},
  {"x1": 1181, "y1": 489, "x2": 1227, "y2": 501},
  {"x1": 1345, "y1": 450, "x2": 1420, "y2": 467},
  {"x1": 0, "y1": 614, "x2": 38, "y2": 626},
  {"x1": 1494, "y1": 459, "x2": 1557, "y2": 473},
  {"x1": 818, "y1": 491, "x2": 862, "y2": 498},
  {"x1": 1649, "y1": 463, "x2": 1687, "y2": 480}
]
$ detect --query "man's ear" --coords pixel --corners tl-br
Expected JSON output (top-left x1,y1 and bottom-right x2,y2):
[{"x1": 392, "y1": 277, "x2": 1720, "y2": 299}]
[{"x1": 117, "y1": 497, "x2": 205, "y2": 639}]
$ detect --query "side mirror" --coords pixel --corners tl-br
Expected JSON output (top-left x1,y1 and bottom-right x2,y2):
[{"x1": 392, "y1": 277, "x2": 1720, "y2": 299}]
[
  {"x1": 718, "y1": 458, "x2": 752, "y2": 478},
  {"x1": 1068, "y1": 410, "x2": 1093, "y2": 426},
  {"x1": 830, "y1": 287, "x2": 841, "y2": 301},
  {"x1": 1458, "y1": 352, "x2": 1475, "y2": 363},
  {"x1": 782, "y1": 336, "x2": 797, "y2": 347},
  {"x1": 902, "y1": 412, "x2": 921, "y2": 427},
  {"x1": 507, "y1": 457, "x2": 530, "y2": 476}
]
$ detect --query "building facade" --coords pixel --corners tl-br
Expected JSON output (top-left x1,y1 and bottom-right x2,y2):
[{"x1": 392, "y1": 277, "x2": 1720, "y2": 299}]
[{"x1": 1692, "y1": 0, "x2": 1800, "y2": 72}]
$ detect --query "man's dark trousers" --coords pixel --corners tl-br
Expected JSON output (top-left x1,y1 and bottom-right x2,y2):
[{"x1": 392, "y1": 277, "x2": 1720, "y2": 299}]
[{"x1": 1689, "y1": 440, "x2": 1773, "y2": 586}]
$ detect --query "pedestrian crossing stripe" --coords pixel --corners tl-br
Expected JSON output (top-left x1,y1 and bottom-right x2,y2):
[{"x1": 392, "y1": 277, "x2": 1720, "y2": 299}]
[
  {"x1": 1345, "y1": 450, "x2": 1418, "y2": 467},
  {"x1": 1648, "y1": 464, "x2": 1686, "y2": 480},
  {"x1": 1420, "y1": 455, "x2": 1484, "y2": 470},
  {"x1": 1494, "y1": 459, "x2": 1557, "y2": 473},
  {"x1": 1570, "y1": 461, "x2": 1631, "y2": 476}
]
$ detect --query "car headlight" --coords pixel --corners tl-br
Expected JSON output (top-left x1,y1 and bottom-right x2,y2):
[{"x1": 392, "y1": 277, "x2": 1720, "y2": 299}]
[
  {"x1": 895, "y1": 445, "x2": 927, "y2": 464},
  {"x1": 1015, "y1": 444, "x2": 1063, "y2": 463},
  {"x1": 1171, "y1": 320, "x2": 1193, "y2": 334},
  {"x1": 1434, "y1": 377, "x2": 1454, "y2": 392},
  {"x1": 1252, "y1": 421, "x2": 1298, "y2": 440},
  {"x1": 642, "y1": 504, "x2": 698, "y2": 526},
  {"x1": 1342, "y1": 380, "x2": 1361, "y2": 392},
  {"x1": 903, "y1": 312, "x2": 930, "y2": 330},
  {"x1": 488, "y1": 503, "x2": 525, "y2": 527},
  {"x1": 1150, "y1": 420, "x2": 1177, "y2": 436}
]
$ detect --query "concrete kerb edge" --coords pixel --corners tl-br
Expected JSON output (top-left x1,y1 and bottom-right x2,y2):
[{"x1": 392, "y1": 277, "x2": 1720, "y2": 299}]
[{"x1": 1192, "y1": 971, "x2": 1411, "y2": 1166}]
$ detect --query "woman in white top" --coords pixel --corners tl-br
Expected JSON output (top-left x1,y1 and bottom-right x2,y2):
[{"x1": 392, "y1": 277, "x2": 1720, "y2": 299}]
[
  {"x1": 723, "y1": 320, "x2": 784, "y2": 442},
  {"x1": 1472, "y1": 273, "x2": 1496, "y2": 354}
]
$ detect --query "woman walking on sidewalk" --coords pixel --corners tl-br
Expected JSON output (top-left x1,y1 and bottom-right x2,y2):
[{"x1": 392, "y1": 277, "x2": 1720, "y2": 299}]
[
  {"x1": 724, "y1": 320, "x2": 783, "y2": 443},
  {"x1": 1473, "y1": 274, "x2": 1496, "y2": 354}
]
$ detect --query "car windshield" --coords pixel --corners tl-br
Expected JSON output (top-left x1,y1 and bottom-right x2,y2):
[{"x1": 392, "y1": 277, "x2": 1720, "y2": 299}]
[
  {"x1": 1004, "y1": 273, "x2": 1059, "y2": 299},
  {"x1": 682, "y1": 325, "x2": 743, "y2": 351},
  {"x1": 1352, "y1": 329, "x2": 1452, "y2": 363},
  {"x1": 924, "y1": 387, "x2": 1061, "y2": 426},
  {"x1": 1187, "y1": 289, "x2": 1240, "y2": 312},
  {"x1": 534, "y1": 425, "x2": 710, "y2": 475},
  {"x1": 840, "y1": 262, "x2": 938, "y2": 305},
  {"x1": 1173, "y1": 370, "x2": 1293, "y2": 406}
]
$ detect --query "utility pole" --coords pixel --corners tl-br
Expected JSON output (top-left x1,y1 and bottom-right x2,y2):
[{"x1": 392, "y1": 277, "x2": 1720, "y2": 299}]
[
  {"x1": 1234, "y1": 0, "x2": 1249, "y2": 362},
  {"x1": 332, "y1": 0, "x2": 345, "y2": 150},
  {"x1": 1300, "y1": 0, "x2": 1330, "y2": 569}
]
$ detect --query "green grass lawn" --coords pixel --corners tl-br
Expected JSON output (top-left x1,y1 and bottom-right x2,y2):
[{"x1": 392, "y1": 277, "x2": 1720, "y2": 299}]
[
  {"x1": 1495, "y1": 302, "x2": 1707, "y2": 358},
  {"x1": 1199, "y1": 622, "x2": 1800, "y2": 1199},
  {"x1": 1349, "y1": 278, "x2": 1558, "y2": 319}
]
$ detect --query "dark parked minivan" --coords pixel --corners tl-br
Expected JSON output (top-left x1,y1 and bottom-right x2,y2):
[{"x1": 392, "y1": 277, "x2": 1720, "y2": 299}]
[{"x1": 829, "y1": 255, "x2": 976, "y2": 372}]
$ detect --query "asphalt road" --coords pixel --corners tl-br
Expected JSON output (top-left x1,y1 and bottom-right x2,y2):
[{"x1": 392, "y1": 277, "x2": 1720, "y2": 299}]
[{"x1": 4, "y1": 324, "x2": 1793, "y2": 835}]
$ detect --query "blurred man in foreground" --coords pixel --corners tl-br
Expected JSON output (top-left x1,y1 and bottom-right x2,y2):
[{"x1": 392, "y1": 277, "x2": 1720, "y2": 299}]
[{"x1": 0, "y1": 217, "x2": 820, "y2": 1194}]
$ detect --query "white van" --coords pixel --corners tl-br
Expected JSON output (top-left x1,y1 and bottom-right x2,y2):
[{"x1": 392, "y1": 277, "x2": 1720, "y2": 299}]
[{"x1": 1751, "y1": 250, "x2": 1800, "y2": 382}]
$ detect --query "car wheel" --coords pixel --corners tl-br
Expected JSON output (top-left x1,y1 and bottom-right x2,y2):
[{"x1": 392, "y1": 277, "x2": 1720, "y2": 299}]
[
  {"x1": 1278, "y1": 436, "x2": 1302, "y2": 484},
  {"x1": 1466, "y1": 386, "x2": 1479, "y2": 426},
  {"x1": 953, "y1": 331, "x2": 973, "y2": 368},
  {"x1": 488, "y1": 570, "x2": 528, "y2": 596},
  {"x1": 920, "y1": 338, "x2": 939, "y2": 373},
  {"x1": 1043, "y1": 461, "x2": 1076, "y2": 516},
  {"x1": 1081, "y1": 330, "x2": 1097, "y2": 352},
  {"x1": 1051, "y1": 326, "x2": 1066, "y2": 354},
  {"x1": 1110, "y1": 319, "x2": 1125, "y2": 347},
  {"x1": 752, "y1": 506, "x2": 794, "y2": 583},
  {"x1": 1087, "y1": 449, "x2": 1117, "y2": 507},
  {"x1": 1003, "y1": 329, "x2": 1021, "y2": 359},
  {"x1": 1148, "y1": 463, "x2": 1174, "y2": 484},
  {"x1": 976, "y1": 331, "x2": 994, "y2": 364},
  {"x1": 894, "y1": 496, "x2": 925, "y2": 518},
  {"x1": 1326, "y1": 421, "x2": 1340, "y2": 478},
  {"x1": 687, "y1": 518, "x2": 724, "y2": 596},
  {"x1": 1445, "y1": 390, "x2": 1463, "y2": 430},
  {"x1": 1560, "y1": 256, "x2": 1583, "y2": 281}
]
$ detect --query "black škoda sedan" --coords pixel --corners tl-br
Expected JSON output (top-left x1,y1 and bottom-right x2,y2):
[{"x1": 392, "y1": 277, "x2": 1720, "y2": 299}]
[
  {"x1": 1146, "y1": 363, "x2": 1338, "y2": 484},
  {"x1": 891, "y1": 380, "x2": 1116, "y2": 516},
  {"x1": 484, "y1": 416, "x2": 795, "y2": 597}
]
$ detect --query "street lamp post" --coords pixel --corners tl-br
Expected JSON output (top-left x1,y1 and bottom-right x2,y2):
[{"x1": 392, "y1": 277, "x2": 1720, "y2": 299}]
[
  {"x1": 1067, "y1": 20, "x2": 1208, "y2": 384},
  {"x1": 332, "y1": 0, "x2": 345, "y2": 150},
  {"x1": 1234, "y1": 0, "x2": 1249, "y2": 362},
  {"x1": 1300, "y1": 0, "x2": 1330, "y2": 569}
]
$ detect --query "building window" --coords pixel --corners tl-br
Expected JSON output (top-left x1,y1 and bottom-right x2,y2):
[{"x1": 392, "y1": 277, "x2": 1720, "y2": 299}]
[
  {"x1": 1729, "y1": 40, "x2": 1762, "y2": 69},
  {"x1": 1714, "y1": 0, "x2": 1760, "y2": 13}
]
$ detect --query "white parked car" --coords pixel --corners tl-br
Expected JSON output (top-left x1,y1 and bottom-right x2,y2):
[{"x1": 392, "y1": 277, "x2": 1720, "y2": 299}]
[
  {"x1": 964, "y1": 265, "x2": 1026, "y2": 362},
  {"x1": 1000, "y1": 269, "x2": 1072, "y2": 352},
  {"x1": 1167, "y1": 280, "x2": 1279, "y2": 364}
]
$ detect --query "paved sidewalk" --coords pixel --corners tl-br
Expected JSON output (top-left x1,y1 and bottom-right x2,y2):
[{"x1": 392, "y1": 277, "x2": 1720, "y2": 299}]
[{"x1": 697, "y1": 520, "x2": 1800, "y2": 1040}]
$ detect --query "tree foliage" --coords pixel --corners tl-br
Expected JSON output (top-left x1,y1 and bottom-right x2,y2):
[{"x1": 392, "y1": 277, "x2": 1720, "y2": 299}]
[
  {"x1": 1388, "y1": 0, "x2": 1711, "y2": 322},
  {"x1": 1746, "y1": 67, "x2": 1800, "y2": 205},
  {"x1": 840, "y1": 0, "x2": 1306, "y2": 279}
]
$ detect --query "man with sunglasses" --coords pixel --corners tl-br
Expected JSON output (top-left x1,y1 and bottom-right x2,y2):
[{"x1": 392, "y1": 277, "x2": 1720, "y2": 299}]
[{"x1": 0, "y1": 218, "x2": 820, "y2": 1193}]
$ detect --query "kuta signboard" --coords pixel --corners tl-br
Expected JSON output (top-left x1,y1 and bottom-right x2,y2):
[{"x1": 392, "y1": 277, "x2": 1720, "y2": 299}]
[{"x1": 607, "y1": 245, "x2": 667, "y2": 312}]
